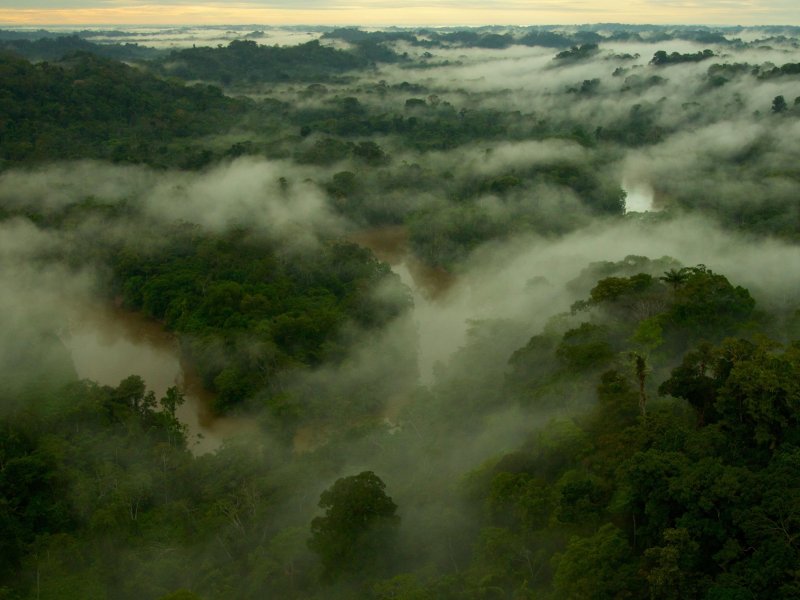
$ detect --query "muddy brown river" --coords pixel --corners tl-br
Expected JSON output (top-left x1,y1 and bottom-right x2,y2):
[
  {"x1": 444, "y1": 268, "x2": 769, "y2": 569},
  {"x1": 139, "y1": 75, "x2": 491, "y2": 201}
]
[
  {"x1": 63, "y1": 303, "x2": 255, "y2": 454},
  {"x1": 62, "y1": 226, "x2": 452, "y2": 454}
]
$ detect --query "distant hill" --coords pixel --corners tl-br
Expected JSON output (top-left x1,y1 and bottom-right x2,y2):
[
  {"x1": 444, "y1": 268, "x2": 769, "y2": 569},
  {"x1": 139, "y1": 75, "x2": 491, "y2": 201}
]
[
  {"x1": 0, "y1": 33, "x2": 163, "y2": 62},
  {"x1": 149, "y1": 39, "x2": 374, "y2": 85},
  {"x1": 0, "y1": 52, "x2": 246, "y2": 168}
]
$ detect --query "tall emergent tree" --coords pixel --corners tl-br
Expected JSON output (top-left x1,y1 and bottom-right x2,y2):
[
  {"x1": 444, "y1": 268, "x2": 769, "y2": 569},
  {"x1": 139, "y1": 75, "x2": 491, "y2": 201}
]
[
  {"x1": 308, "y1": 471, "x2": 400, "y2": 581},
  {"x1": 772, "y1": 95, "x2": 788, "y2": 113}
]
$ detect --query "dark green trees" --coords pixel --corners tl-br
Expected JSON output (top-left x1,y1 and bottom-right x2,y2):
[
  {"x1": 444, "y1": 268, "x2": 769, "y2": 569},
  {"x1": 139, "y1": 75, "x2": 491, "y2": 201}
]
[
  {"x1": 0, "y1": 52, "x2": 242, "y2": 167},
  {"x1": 650, "y1": 49, "x2": 714, "y2": 65},
  {"x1": 575, "y1": 265, "x2": 755, "y2": 347},
  {"x1": 661, "y1": 338, "x2": 800, "y2": 452},
  {"x1": 772, "y1": 95, "x2": 788, "y2": 114},
  {"x1": 308, "y1": 471, "x2": 399, "y2": 581}
]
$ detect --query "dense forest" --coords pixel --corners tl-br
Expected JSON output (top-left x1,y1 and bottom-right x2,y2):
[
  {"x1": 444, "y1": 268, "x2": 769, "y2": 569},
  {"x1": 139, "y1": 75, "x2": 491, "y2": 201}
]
[{"x1": 2, "y1": 23, "x2": 800, "y2": 599}]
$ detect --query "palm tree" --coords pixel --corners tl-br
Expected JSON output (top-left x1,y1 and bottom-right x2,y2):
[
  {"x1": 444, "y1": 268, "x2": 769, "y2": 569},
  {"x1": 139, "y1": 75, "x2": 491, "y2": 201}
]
[
  {"x1": 631, "y1": 351, "x2": 650, "y2": 416},
  {"x1": 660, "y1": 268, "x2": 687, "y2": 291}
]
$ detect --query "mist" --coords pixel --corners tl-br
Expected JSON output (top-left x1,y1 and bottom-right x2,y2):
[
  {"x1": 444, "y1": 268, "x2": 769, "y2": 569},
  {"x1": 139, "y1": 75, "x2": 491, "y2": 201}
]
[{"x1": 3, "y1": 22, "x2": 800, "y2": 599}]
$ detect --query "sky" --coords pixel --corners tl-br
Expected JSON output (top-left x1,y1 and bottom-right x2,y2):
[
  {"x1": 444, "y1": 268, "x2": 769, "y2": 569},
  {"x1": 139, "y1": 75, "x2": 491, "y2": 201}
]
[{"x1": 0, "y1": 0, "x2": 798, "y2": 27}]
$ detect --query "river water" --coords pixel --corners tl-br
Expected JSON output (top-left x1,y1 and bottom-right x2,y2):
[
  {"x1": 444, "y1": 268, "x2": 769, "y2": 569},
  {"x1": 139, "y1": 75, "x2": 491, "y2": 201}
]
[
  {"x1": 62, "y1": 303, "x2": 255, "y2": 454},
  {"x1": 62, "y1": 226, "x2": 449, "y2": 454},
  {"x1": 349, "y1": 225, "x2": 457, "y2": 384}
]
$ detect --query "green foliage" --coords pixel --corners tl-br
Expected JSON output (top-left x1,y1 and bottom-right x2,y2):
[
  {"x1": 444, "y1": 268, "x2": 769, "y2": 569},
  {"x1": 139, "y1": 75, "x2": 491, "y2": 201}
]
[
  {"x1": 151, "y1": 39, "x2": 369, "y2": 85},
  {"x1": 554, "y1": 44, "x2": 600, "y2": 62},
  {"x1": 758, "y1": 62, "x2": 800, "y2": 79},
  {"x1": 772, "y1": 95, "x2": 788, "y2": 113},
  {"x1": 4, "y1": 26, "x2": 800, "y2": 600},
  {"x1": 556, "y1": 323, "x2": 614, "y2": 371},
  {"x1": 108, "y1": 224, "x2": 409, "y2": 412},
  {"x1": 597, "y1": 101, "x2": 666, "y2": 146},
  {"x1": 372, "y1": 574, "x2": 437, "y2": 600},
  {"x1": 487, "y1": 472, "x2": 553, "y2": 532},
  {"x1": 406, "y1": 161, "x2": 625, "y2": 268},
  {"x1": 573, "y1": 265, "x2": 754, "y2": 350},
  {"x1": 296, "y1": 137, "x2": 355, "y2": 165},
  {"x1": 661, "y1": 267, "x2": 754, "y2": 342},
  {"x1": 308, "y1": 471, "x2": 399, "y2": 581},
  {"x1": 631, "y1": 317, "x2": 664, "y2": 352},
  {"x1": 643, "y1": 528, "x2": 701, "y2": 599},
  {"x1": 1, "y1": 34, "x2": 163, "y2": 62},
  {"x1": 593, "y1": 369, "x2": 641, "y2": 431},
  {"x1": 663, "y1": 338, "x2": 800, "y2": 451},
  {"x1": 651, "y1": 49, "x2": 715, "y2": 65},
  {"x1": 552, "y1": 524, "x2": 640, "y2": 599},
  {"x1": 0, "y1": 450, "x2": 74, "y2": 575},
  {"x1": 491, "y1": 265, "x2": 800, "y2": 598},
  {"x1": 0, "y1": 52, "x2": 245, "y2": 167},
  {"x1": 0, "y1": 252, "x2": 797, "y2": 598},
  {"x1": 0, "y1": 376, "x2": 192, "y2": 594},
  {"x1": 467, "y1": 527, "x2": 537, "y2": 596}
]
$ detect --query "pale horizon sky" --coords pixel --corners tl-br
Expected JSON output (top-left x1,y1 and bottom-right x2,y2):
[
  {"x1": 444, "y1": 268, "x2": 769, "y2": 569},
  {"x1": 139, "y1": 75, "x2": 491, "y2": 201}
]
[{"x1": 0, "y1": 1, "x2": 798, "y2": 28}]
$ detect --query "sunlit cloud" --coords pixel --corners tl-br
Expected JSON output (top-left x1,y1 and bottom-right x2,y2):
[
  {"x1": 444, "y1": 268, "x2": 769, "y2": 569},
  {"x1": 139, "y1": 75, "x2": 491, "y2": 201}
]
[{"x1": 0, "y1": 0, "x2": 797, "y2": 26}]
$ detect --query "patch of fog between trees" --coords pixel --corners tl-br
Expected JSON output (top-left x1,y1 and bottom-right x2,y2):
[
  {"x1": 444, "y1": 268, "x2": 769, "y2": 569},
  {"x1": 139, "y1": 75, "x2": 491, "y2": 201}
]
[
  {"x1": 621, "y1": 117, "x2": 800, "y2": 205},
  {"x1": 376, "y1": 214, "x2": 800, "y2": 390},
  {"x1": 226, "y1": 212, "x2": 800, "y2": 469},
  {"x1": 368, "y1": 40, "x2": 800, "y2": 130},
  {"x1": 257, "y1": 213, "x2": 800, "y2": 570},
  {"x1": 5, "y1": 162, "x2": 800, "y2": 573},
  {"x1": 233, "y1": 38, "x2": 798, "y2": 127},
  {"x1": 2, "y1": 158, "x2": 799, "y2": 428},
  {"x1": 0, "y1": 158, "x2": 352, "y2": 248},
  {"x1": 621, "y1": 179, "x2": 655, "y2": 212},
  {"x1": 0, "y1": 217, "x2": 253, "y2": 452},
  {"x1": 0, "y1": 157, "x2": 357, "y2": 450},
  {"x1": 31, "y1": 25, "x2": 323, "y2": 49},
  {"x1": 0, "y1": 218, "x2": 94, "y2": 402},
  {"x1": 3, "y1": 32, "x2": 800, "y2": 590},
  {"x1": 63, "y1": 304, "x2": 259, "y2": 454}
]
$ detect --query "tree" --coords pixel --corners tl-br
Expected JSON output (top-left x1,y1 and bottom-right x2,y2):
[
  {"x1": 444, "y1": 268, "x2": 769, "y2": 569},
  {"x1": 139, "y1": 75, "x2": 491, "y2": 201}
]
[
  {"x1": 353, "y1": 140, "x2": 388, "y2": 165},
  {"x1": 644, "y1": 528, "x2": 701, "y2": 599},
  {"x1": 661, "y1": 338, "x2": 800, "y2": 451},
  {"x1": 772, "y1": 95, "x2": 788, "y2": 114},
  {"x1": 552, "y1": 524, "x2": 641, "y2": 599},
  {"x1": 715, "y1": 340, "x2": 800, "y2": 450},
  {"x1": 663, "y1": 266, "x2": 754, "y2": 342},
  {"x1": 308, "y1": 471, "x2": 399, "y2": 581},
  {"x1": 658, "y1": 341, "x2": 721, "y2": 425},
  {"x1": 556, "y1": 323, "x2": 614, "y2": 372},
  {"x1": 660, "y1": 268, "x2": 687, "y2": 291},
  {"x1": 631, "y1": 351, "x2": 650, "y2": 416}
]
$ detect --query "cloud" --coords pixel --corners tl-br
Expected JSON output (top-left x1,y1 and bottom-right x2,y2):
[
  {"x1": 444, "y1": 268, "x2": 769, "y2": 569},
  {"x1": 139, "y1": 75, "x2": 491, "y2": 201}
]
[
  {"x1": 1, "y1": 0, "x2": 798, "y2": 26},
  {"x1": 144, "y1": 157, "x2": 349, "y2": 245},
  {"x1": 0, "y1": 158, "x2": 350, "y2": 247},
  {"x1": 0, "y1": 218, "x2": 97, "y2": 405}
]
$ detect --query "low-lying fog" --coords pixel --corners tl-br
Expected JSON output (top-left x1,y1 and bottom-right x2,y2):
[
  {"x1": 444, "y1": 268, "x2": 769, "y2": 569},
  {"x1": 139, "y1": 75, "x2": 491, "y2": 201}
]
[
  {"x1": 2, "y1": 156, "x2": 799, "y2": 452},
  {"x1": 3, "y1": 25, "x2": 800, "y2": 461},
  {"x1": 63, "y1": 304, "x2": 256, "y2": 453}
]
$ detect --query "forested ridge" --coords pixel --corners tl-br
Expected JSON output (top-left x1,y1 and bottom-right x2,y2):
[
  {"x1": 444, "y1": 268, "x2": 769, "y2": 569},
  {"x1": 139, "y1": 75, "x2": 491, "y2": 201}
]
[
  {"x1": 2, "y1": 24, "x2": 800, "y2": 599},
  {"x1": 4, "y1": 255, "x2": 800, "y2": 598},
  {"x1": 0, "y1": 52, "x2": 249, "y2": 168}
]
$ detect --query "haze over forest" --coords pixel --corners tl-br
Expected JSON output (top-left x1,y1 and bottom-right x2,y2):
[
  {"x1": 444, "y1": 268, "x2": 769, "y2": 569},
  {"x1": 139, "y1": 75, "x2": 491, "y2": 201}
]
[{"x1": 2, "y1": 21, "x2": 800, "y2": 600}]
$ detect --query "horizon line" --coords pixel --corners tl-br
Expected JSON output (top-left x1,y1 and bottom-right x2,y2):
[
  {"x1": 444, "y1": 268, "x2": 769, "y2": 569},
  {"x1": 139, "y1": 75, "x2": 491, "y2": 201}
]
[{"x1": 2, "y1": 22, "x2": 798, "y2": 28}]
